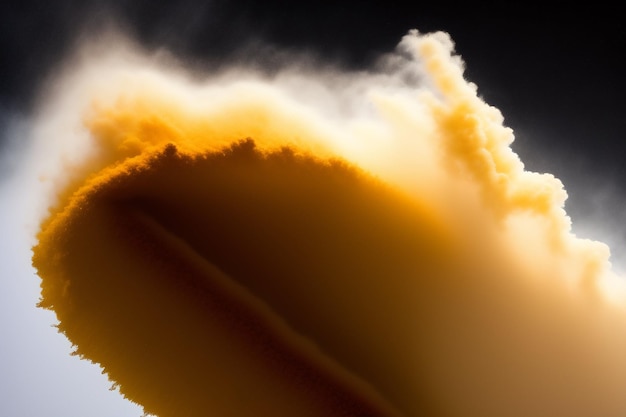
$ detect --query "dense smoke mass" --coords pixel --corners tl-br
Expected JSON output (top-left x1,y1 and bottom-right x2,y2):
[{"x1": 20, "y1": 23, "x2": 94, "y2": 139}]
[{"x1": 9, "y1": 20, "x2": 626, "y2": 417}]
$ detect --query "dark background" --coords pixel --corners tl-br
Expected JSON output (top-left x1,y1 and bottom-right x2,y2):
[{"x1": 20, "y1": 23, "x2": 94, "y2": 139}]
[{"x1": 2, "y1": 1, "x2": 625, "y2": 235}]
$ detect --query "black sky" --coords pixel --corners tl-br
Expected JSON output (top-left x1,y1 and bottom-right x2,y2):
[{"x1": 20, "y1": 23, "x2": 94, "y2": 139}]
[{"x1": 1, "y1": 1, "x2": 624, "y2": 225}]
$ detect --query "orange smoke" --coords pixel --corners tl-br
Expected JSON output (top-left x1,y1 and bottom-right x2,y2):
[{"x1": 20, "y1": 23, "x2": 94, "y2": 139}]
[{"x1": 31, "y1": 29, "x2": 626, "y2": 417}]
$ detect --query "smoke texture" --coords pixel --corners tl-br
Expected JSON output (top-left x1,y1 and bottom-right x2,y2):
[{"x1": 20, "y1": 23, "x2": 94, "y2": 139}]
[{"x1": 29, "y1": 28, "x2": 626, "y2": 417}]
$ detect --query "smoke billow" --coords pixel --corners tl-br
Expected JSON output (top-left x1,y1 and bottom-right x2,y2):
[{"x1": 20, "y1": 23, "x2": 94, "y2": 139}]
[{"x1": 29, "y1": 28, "x2": 626, "y2": 417}]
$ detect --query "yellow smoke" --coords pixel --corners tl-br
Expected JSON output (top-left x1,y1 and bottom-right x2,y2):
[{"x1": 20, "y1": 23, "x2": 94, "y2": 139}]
[{"x1": 31, "y1": 29, "x2": 626, "y2": 417}]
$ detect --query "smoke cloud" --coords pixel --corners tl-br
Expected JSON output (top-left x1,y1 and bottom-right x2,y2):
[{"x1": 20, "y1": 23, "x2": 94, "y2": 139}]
[{"x1": 29, "y1": 28, "x2": 626, "y2": 417}]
